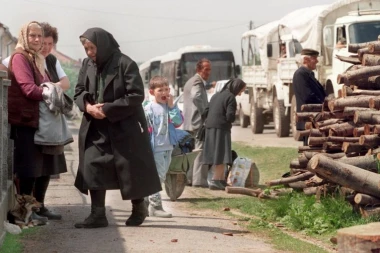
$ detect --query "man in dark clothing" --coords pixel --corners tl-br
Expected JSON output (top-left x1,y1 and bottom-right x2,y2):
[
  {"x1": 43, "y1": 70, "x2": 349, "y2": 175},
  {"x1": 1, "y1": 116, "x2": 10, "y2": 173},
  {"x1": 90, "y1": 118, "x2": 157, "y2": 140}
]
[{"x1": 293, "y1": 48, "x2": 326, "y2": 145}]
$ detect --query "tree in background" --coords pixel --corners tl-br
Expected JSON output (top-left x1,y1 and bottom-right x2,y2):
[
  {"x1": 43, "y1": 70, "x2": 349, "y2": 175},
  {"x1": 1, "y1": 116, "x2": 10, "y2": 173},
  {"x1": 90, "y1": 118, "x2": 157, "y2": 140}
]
[{"x1": 61, "y1": 63, "x2": 80, "y2": 98}]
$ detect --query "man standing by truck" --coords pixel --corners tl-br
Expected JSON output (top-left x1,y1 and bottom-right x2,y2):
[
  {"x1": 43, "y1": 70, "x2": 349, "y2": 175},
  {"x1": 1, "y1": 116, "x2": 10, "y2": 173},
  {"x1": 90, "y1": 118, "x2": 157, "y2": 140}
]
[{"x1": 293, "y1": 49, "x2": 326, "y2": 145}]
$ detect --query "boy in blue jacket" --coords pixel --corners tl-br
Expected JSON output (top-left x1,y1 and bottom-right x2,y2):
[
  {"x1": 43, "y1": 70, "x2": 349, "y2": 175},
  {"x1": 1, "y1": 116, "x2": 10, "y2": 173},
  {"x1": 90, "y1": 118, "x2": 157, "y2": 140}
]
[{"x1": 143, "y1": 76, "x2": 183, "y2": 217}]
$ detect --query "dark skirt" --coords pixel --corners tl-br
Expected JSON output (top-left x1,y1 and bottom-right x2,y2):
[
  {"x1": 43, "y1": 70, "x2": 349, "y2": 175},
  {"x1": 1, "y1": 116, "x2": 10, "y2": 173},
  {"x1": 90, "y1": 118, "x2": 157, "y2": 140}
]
[
  {"x1": 11, "y1": 126, "x2": 67, "y2": 177},
  {"x1": 202, "y1": 128, "x2": 232, "y2": 166},
  {"x1": 81, "y1": 119, "x2": 120, "y2": 190}
]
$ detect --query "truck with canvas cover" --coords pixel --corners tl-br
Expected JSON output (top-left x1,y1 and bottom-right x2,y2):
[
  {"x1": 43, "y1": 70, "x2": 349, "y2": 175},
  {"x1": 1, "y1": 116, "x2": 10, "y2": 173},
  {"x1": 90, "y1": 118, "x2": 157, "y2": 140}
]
[{"x1": 240, "y1": 0, "x2": 380, "y2": 139}]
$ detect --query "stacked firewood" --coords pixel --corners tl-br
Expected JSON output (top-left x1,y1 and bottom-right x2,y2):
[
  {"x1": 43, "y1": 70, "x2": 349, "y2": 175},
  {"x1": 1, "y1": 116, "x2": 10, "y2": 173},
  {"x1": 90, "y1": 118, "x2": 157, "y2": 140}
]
[{"x1": 267, "y1": 39, "x2": 380, "y2": 217}]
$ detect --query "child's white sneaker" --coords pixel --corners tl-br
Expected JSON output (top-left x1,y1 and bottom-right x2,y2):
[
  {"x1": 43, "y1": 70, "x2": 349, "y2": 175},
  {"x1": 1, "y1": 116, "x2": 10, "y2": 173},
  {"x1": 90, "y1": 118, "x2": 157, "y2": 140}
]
[{"x1": 148, "y1": 205, "x2": 172, "y2": 218}]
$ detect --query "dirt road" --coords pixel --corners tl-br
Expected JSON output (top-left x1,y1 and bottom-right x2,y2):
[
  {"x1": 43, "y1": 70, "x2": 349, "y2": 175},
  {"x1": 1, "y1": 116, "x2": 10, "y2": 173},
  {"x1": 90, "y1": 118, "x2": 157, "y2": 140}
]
[
  {"x1": 231, "y1": 124, "x2": 300, "y2": 148},
  {"x1": 18, "y1": 121, "x2": 282, "y2": 253}
]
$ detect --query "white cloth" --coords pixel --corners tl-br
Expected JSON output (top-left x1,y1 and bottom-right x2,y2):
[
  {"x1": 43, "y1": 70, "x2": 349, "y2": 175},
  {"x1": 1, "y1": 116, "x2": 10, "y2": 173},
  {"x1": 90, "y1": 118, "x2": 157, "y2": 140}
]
[{"x1": 34, "y1": 82, "x2": 73, "y2": 146}]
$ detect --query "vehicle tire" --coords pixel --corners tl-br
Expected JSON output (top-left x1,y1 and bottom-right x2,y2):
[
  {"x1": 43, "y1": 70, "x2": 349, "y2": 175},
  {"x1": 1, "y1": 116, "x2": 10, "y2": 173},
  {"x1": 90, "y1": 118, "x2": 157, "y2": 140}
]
[
  {"x1": 250, "y1": 97, "x2": 264, "y2": 134},
  {"x1": 273, "y1": 97, "x2": 290, "y2": 137},
  {"x1": 291, "y1": 95, "x2": 302, "y2": 141},
  {"x1": 239, "y1": 108, "x2": 249, "y2": 128},
  {"x1": 164, "y1": 173, "x2": 186, "y2": 201}
]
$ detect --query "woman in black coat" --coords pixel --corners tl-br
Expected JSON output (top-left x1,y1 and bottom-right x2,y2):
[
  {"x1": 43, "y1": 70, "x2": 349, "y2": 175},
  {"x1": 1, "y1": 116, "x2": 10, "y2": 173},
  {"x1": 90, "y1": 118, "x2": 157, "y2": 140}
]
[
  {"x1": 203, "y1": 79, "x2": 246, "y2": 190},
  {"x1": 74, "y1": 28, "x2": 161, "y2": 228}
]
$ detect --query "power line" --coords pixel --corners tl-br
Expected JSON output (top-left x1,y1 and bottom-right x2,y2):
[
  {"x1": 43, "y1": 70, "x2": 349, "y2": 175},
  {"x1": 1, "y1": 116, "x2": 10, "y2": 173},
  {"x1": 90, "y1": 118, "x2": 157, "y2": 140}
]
[
  {"x1": 59, "y1": 22, "x2": 247, "y2": 48},
  {"x1": 21, "y1": 0, "x2": 243, "y2": 23}
]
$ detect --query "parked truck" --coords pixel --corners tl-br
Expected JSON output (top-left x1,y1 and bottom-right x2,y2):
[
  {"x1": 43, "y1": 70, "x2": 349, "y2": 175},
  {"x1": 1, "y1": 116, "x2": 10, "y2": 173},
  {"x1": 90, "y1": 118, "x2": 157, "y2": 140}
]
[{"x1": 239, "y1": 0, "x2": 380, "y2": 138}]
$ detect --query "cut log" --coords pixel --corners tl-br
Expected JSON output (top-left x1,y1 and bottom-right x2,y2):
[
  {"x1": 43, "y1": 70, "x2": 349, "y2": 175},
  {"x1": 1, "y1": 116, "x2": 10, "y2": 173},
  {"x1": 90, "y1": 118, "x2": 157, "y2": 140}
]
[
  {"x1": 294, "y1": 129, "x2": 310, "y2": 141},
  {"x1": 353, "y1": 76, "x2": 380, "y2": 90},
  {"x1": 308, "y1": 137, "x2": 328, "y2": 147},
  {"x1": 298, "y1": 146, "x2": 323, "y2": 153},
  {"x1": 373, "y1": 125, "x2": 380, "y2": 135},
  {"x1": 337, "y1": 66, "x2": 380, "y2": 84},
  {"x1": 344, "y1": 87, "x2": 380, "y2": 97},
  {"x1": 289, "y1": 159, "x2": 305, "y2": 169},
  {"x1": 335, "y1": 54, "x2": 361, "y2": 64},
  {"x1": 359, "y1": 134, "x2": 380, "y2": 148},
  {"x1": 225, "y1": 186, "x2": 262, "y2": 197},
  {"x1": 315, "y1": 119, "x2": 343, "y2": 129},
  {"x1": 362, "y1": 54, "x2": 380, "y2": 66},
  {"x1": 300, "y1": 104, "x2": 323, "y2": 112},
  {"x1": 348, "y1": 41, "x2": 375, "y2": 53},
  {"x1": 298, "y1": 154, "x2": 309, "y2": 167},
  {"x1": 337, "y1": 222, "x2": 380, "y2": 252},
  {"x1": 308, "y1": 155, "x2": 380, "y2": 198},
  {"x1": 296, "y1": 112, "x2": 318, "y2": 122},
  {"x1": 342, "y1": 142, "x2": 368, "y2": 154},
  {"x1": 328, "y1": 96, "x2": 374, "y2": 112},
  {"x1": 314, "y1": 111, "x2": 347, "y2": 122},
  {"x1": 368, "y1": 41, "x2": 380, "y2": 53},
  {"x1": 328, "y1": 136, "x2": 359, "y2": 143},
  {"x1": 353, "y1": 127, "x2": 364, "y2": 137},
  {"x1": 364, "y1": 124, "x2": 376, "y2": 135},
  {"x1": 322, "y1": 142, "x2": 343, "y2": 153},
  {"x1": 304, "y1": 122, "x2": 314, "y2": 130},
  {"x1": 303, "y1": 187, "x2": 318, "y2": 195},
  {"x1": 354, "y1": 111, "x2": 380, "y2": 125},
  {"x1": 290, "y1": 169, "x2": 309, "y2": 175},
  {"x1": 309, "y1": 129, "x2": 323, "y2": 137},
  {"x1": 329, "y1": 122, "x2": 356, "y2": 137},
  {"x1": 359, "y1": 207, "x2": 380, "y2": 219},
  {"x1": 357, "y1": 48, "x2": 370, "y2": 62},
  {"x1": 265, "y1": 172, "x2": 314, "y2": 187},
  {"x1": 369, "y1": 96, "x2": 380, "y2": 109},
  {"x1": 288, "y1": 181, "x2": 307, "y2": 190},
  {"x1": 338, "y1": 155, "x2": 379, "y2": 172},
  {"x1": 303, "y1": 151, "x2": 346, "y2": 160},
  {"x1": 371, "y1": 147, "x2": 380, "y2": 155},
  {"x1": 354, "y1": 193, "x2": 380, "y2": 205}
]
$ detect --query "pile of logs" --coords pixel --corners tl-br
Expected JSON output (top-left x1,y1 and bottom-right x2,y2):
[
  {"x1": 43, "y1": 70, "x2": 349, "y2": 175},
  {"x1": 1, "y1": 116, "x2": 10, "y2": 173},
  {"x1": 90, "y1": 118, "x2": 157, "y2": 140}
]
[{"x1": 266, "y1": 39, "x2": 380, "y2": 217}]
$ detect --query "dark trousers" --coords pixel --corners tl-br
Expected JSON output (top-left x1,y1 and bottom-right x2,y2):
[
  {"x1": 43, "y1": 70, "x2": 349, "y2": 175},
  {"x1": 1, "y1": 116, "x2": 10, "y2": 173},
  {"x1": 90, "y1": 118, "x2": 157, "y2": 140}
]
[
  {"x1": 18, "y1": 176, "x2": 50, "y2": 204},
  {"x1": 89, "y1": 190, "x2": 143, "y2": 207}
]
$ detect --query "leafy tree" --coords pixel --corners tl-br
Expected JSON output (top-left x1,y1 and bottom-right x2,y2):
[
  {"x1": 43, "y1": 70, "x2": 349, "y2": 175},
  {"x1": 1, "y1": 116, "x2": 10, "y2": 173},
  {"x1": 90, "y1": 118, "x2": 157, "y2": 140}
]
[{"x1": 61, "y1": 63, "x2": 80, "y2": 98}]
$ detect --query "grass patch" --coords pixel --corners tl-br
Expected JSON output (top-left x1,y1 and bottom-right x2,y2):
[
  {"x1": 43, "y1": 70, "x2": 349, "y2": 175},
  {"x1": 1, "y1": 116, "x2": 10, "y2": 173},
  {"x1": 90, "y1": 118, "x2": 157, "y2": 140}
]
[
  {"x1": 1, "y1": 227, "x2": 40, "y2": 253},
  {"x1": 187, "y1": 143, "x2": 380, "y2": 251},
  {"x1": 232, "y1": 143, "x2": 298, "y2": 185}
]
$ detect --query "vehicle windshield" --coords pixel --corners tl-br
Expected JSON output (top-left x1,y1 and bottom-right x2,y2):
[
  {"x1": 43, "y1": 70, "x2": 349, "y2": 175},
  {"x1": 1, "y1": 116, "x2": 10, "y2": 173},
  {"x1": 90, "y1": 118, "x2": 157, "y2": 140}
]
[
  {"x1": 150, "y1": 61, "x2": 160, "y2": 77},
  {"x1": 181, "y1": 52, "x2": 236, "y2": 83},
  {"x1": 349, "y1": 21, "x2": 380, "y2": 43}
]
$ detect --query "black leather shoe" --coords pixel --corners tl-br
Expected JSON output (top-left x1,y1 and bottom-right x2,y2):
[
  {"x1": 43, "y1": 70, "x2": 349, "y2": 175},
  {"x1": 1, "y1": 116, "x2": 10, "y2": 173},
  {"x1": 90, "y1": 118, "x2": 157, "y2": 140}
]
[
  {"x1": 208, "y1": 180, "x2": 226, "y2": 190},
  {"x1": 37, "y1": 206, "x2": 62, "y2": 220}
]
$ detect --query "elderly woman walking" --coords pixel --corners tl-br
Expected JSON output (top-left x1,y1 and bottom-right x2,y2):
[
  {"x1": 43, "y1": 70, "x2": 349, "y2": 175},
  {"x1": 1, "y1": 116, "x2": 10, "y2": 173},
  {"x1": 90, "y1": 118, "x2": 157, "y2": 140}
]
[{"x1": 73, "y1": 27, "x2": 161, "y2": 228}]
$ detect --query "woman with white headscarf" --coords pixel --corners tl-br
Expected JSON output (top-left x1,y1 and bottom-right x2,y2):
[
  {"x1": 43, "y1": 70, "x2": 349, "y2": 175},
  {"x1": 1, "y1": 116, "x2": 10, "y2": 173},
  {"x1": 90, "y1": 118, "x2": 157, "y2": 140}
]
[{"x1": 8, "y1": 21, "x2": 65, "y2": 221}]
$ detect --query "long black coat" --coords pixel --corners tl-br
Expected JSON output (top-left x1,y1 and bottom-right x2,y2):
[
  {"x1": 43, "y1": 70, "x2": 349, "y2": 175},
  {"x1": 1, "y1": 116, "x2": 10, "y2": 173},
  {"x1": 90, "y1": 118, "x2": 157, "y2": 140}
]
[
  {"x1": 293, "y1": 66, "x2": 326, "y2": 130},
  {"x1": 74, "y1": 53, "x2": 161, "y2": 200}
]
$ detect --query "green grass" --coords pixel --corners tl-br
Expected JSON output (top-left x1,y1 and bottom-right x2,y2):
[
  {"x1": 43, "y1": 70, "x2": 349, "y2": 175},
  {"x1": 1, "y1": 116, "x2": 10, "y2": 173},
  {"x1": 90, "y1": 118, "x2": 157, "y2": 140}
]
[
  {"x1": 186, "y1": 143, "x2": 380, "y2": 251},
  {"x1": 232, "y1": 142, "x2": 298, "y2": 185},
  {"x1": 1, "y1": 227, "x2": 40, "y2": 253}
]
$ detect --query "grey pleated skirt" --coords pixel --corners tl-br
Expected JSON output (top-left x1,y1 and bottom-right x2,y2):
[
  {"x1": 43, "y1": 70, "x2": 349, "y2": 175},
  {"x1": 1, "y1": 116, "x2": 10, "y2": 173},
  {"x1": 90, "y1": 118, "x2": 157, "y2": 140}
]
[{"x1": 202, "y1": 128, "x2": 232, "y2": 166}]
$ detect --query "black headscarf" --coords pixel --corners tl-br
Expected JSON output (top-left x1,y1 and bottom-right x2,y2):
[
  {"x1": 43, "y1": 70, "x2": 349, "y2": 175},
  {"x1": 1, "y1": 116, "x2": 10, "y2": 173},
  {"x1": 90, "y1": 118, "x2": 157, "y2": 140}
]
[
  {"x1": 221, "y1": 78, "x2": 246, "y2": 96},
  {"x1": 80, "y1": 27, "x2": 120, "y2": 70}
]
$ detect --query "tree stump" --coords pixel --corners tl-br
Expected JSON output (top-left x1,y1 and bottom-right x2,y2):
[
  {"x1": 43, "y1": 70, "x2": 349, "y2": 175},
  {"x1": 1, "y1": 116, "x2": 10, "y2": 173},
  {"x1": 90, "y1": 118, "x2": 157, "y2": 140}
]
[{"x1": 337, "y1": 222, "x2": 380, "y2": 253}]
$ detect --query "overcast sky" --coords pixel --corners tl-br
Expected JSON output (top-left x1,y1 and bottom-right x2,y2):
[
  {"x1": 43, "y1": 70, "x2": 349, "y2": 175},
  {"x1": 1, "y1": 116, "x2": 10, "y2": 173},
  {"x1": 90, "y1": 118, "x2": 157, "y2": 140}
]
[{"x1": 0, "y1": 0, "x2": 338, "y2": 64}]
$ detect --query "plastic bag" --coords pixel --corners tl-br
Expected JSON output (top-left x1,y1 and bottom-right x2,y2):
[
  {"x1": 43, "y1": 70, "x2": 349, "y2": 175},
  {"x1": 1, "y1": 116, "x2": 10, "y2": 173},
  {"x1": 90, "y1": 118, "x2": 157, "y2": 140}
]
[
  {"x1": 4, "y1": 221, "x2": 22, "y2": 234},
  {"x1": 227, "y1": 157, "x2": 252, "y2": 187}
]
